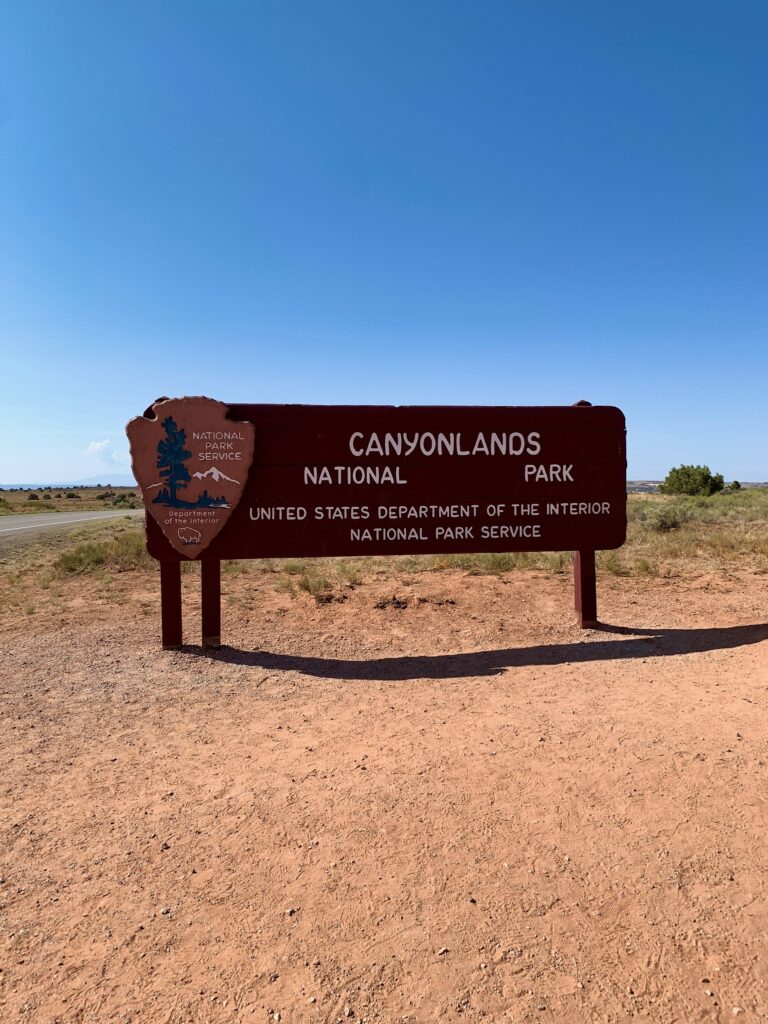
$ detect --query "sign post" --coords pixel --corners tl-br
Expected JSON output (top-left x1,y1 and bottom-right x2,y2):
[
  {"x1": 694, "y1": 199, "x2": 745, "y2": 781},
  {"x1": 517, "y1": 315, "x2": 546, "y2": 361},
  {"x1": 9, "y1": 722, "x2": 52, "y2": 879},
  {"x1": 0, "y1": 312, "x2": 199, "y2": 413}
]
[
  {"x1": 128, "y1": 397, "x2": 626, "y2": 647},
  {"x1": 573, "y1": 549, "x2": 597, "y2": 628},
  {"x1": 159, "y1": 561, "x2": 183, "y2": 649},
  {"x1": 201, "y1": 559, "x2": 222, "y2": 648}
]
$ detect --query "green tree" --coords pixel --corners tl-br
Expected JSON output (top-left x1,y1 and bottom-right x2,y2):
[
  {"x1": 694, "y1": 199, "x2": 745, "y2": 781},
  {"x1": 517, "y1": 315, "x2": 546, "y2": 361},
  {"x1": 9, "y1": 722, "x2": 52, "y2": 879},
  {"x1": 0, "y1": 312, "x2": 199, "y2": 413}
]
[
  {"x1": 156, "y1": 416, "x2": 191, "y2": 504},
  {"x1": 659, "y1": 465, "x2": 724, "y2": 496}
]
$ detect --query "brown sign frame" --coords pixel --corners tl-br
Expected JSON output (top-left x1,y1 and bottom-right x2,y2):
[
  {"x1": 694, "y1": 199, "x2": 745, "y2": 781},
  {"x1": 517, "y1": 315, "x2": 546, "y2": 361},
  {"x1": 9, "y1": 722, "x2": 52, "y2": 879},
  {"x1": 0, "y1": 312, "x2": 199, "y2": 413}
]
[{"x1": 127, "y1": 398, "x2": 627, "y2": 647}]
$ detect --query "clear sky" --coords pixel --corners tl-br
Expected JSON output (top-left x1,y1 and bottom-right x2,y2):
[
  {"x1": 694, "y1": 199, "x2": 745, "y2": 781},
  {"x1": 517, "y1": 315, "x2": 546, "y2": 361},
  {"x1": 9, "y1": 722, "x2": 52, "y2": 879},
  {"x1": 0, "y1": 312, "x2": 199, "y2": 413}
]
[{"x1": 1, "y1": 1, "x2": 766, "y2": 482}]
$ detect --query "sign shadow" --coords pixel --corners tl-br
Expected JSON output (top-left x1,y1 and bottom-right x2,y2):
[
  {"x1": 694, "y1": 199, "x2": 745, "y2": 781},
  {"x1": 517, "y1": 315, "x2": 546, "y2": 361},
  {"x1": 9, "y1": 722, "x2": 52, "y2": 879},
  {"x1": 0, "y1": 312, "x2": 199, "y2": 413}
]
[{"x1": 185, "y1": 622, "x2": 768, "y2": 680}]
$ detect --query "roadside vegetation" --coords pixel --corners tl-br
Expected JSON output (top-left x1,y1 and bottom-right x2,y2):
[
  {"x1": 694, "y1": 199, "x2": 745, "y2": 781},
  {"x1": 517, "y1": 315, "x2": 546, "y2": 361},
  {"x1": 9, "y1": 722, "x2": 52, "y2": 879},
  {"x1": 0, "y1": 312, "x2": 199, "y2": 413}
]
[
  {"x1": 1, "y1": 488, "x2": 767, "y2": 621},
  {"x1": 53, "y1": 530, "x2": 152, "y2": 574},
  {"x1": 0, "y1": 486, "x2": 140, "y2": 515}
]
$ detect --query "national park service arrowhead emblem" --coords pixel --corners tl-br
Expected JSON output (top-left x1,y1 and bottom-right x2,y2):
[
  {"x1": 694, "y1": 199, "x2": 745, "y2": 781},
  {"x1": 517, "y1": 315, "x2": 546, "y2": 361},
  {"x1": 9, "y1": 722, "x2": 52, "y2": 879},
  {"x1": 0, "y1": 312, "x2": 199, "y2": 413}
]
[{"x1": 126, "y1": 397, "x2": 255, "y2": 557}]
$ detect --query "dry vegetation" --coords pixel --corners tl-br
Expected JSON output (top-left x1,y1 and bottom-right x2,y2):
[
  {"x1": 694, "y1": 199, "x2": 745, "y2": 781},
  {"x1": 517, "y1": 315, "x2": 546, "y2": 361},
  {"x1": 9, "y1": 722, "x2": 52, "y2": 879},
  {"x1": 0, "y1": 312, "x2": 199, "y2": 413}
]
[
  {"x1": 1, "y1": 490, "x2": 767, "y2": 624},
  {"x1": 0, "y1": 485, "x2": 139, "y2": 515}
]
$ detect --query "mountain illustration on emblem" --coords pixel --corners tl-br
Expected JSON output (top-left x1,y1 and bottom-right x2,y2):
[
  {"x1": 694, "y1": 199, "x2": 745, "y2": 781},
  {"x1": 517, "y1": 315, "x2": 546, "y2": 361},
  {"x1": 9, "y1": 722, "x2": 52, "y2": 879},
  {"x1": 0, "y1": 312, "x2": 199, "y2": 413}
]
[
  {"x1": 126, "y1": 397, "x2": 255, "y2": 557},
  {"x1": 147, "y1": 416, "x2": 231, "y2": 509}
]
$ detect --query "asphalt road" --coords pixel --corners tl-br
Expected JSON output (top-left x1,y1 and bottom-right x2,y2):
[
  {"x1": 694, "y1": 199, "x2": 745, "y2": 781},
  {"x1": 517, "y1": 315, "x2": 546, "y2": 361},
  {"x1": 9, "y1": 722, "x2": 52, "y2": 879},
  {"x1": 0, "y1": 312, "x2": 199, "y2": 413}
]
[{"x1": 0, "y1": 509, "x2": 144, "y2": 536}]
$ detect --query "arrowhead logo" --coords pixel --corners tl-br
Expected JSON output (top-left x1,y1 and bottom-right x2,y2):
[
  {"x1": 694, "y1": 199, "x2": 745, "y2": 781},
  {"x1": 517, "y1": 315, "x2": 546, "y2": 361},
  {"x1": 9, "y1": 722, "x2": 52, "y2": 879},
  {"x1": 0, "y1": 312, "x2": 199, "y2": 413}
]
[{"x1": 126, "y1": 397, "x2": 255, "y2": 557}]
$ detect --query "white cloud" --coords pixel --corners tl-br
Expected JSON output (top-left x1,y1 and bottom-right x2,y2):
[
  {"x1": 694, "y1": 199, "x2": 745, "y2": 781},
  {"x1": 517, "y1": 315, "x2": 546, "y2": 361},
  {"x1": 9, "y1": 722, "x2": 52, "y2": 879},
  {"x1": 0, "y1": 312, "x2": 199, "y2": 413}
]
[
  {"x1": 82, "y1": 438, "x2": 130, "y2": 466},
  {"x1": 109, "y1": 449, "x2": 130, "y2": 466},
  {"x1": 83, "y1": 439, "x2": 110, "y2": 455}
]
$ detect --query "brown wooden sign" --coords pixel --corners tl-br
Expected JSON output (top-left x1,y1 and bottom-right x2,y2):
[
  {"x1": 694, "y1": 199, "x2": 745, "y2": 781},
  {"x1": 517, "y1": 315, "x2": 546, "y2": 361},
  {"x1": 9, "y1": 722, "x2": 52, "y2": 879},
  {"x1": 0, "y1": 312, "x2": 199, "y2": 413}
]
[{"x1": 127, "y1": 399, "x2": 626, "y2": 646}]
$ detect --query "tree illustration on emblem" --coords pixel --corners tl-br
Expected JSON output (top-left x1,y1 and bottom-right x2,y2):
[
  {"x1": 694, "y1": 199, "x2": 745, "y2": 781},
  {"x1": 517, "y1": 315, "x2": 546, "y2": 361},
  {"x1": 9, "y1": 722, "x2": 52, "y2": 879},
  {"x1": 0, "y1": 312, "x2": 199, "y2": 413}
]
[{"x1": 156, "y1": 417, "x2": 191, "y2": 507}]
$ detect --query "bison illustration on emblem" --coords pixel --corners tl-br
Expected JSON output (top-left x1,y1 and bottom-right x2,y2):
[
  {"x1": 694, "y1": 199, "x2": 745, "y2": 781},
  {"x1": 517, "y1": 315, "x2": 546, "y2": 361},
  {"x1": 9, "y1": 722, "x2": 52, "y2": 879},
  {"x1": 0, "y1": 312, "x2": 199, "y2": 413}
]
[{"x1": 177, "y1": 527, "x2": 202, "y2": 545}]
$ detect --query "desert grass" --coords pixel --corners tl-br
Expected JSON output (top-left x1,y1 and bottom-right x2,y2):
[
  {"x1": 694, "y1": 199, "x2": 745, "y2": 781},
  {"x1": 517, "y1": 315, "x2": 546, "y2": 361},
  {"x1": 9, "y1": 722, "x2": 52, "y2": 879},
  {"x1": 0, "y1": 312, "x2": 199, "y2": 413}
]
[
  {"x1": 261, "y1": 490, "x2": 768, "y2": 583},
  {"x1": 622, "y1": 489, "x2": 768, "y2": 573},
  {"x1": 1, "y1": 491, "x2": 767, "y2": 619},
  {"x1": 0, "y1": 517, "x2": 147, "y2": 619},
  {"x1": 0, "y1": 486, "x2": 140, "y2": 515},
  {"x1": 53, "y1": 531, "x2": 153, "y2": 574}
]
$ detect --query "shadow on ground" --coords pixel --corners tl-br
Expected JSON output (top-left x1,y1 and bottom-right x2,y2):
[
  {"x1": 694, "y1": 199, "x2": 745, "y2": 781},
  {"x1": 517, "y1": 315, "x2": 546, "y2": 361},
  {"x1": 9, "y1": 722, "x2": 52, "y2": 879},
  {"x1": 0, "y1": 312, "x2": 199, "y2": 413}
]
[{"x1": 184, "y1": 623, "x2": 768, "y2": 680}]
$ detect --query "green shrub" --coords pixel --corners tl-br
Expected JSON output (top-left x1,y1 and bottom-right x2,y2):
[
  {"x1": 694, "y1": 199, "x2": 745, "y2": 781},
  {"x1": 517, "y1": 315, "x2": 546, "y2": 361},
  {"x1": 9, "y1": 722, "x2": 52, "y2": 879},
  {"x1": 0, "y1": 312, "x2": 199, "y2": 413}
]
[
  {"x1": 281, "y1": 559, "x2": 311, "y2": 575},
  {"x1": 27, "y1": 493, "x2": 39, "y2": 501},
  {"x1": 633, "y1": 557, "x2": 658, "y2": 576},
  {"x1": 643, "y1": 504, "x2": 689, "y2": 532},
  {"x1": 65, "y1": 491, "x2": 79, "y2": 499},
  {"x1": 54, "y1": 532, "x2": 151, "y2": 574},
  {"x1": 659, "y1": 465, "x2": 724, "y2": 496},
  {"x1": 597, "y1": 550, "x2": 630, "y2": 575},
  {"x1": 223, "y1": 560, "x2": 249, "y2": 575},
  {"x1": 298, "y1": 571, "x2": 332, "y2": 596},
  {"x1": 55, "y1": 542, "x2": 109, "y2": 573}
]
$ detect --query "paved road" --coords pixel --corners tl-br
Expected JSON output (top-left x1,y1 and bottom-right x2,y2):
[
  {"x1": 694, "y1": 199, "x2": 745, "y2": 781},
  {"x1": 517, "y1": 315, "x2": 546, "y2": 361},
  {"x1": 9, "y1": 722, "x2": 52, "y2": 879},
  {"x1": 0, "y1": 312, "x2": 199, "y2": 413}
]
[{"x1": 0, "y1": 509, "x2": 143, "y2": 536}]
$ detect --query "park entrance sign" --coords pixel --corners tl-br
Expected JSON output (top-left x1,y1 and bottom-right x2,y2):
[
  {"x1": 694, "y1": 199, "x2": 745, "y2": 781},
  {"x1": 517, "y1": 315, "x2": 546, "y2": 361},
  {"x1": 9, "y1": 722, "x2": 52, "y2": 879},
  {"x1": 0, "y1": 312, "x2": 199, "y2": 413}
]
[{"x1": 127, "y1": 397, "x2": 627, "y2": 647}]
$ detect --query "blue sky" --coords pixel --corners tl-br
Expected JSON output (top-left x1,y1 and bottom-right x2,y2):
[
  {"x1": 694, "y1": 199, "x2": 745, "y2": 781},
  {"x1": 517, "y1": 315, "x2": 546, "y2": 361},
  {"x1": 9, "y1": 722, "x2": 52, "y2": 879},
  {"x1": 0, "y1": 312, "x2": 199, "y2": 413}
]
[{"x1": 1, "y1": 0, "x2": 766, "y2": 482}]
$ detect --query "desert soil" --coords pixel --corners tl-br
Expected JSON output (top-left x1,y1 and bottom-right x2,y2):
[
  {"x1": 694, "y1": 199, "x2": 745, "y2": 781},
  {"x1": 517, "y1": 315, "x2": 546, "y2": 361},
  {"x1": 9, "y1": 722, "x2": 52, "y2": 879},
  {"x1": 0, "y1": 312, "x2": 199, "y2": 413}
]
[{"x1": 1, "y1": 568, "x2": 767, "y2": 1023}]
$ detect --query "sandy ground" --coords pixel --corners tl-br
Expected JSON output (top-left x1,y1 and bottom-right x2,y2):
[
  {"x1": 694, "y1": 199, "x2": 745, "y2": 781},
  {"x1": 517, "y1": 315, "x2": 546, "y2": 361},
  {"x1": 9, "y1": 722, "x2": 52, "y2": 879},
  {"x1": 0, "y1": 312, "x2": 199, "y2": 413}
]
[{"x1": 1, "y1": 568, "x2": 767, "y2": 1023}]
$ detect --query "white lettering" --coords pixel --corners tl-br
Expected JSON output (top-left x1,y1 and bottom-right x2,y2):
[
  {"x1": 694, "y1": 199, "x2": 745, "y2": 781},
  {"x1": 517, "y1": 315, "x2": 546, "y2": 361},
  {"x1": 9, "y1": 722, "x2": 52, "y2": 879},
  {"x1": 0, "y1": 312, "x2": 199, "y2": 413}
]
[{"x1": 525, "y1": 464, "x2": 574, "y2": 482}]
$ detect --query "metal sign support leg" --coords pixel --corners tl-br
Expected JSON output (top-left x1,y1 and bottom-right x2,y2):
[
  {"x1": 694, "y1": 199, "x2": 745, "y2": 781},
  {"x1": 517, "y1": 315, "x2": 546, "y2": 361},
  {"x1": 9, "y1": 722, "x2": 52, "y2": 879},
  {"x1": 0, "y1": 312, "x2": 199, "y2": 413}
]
[
  {"x1": 574, "y1": 549, "x2": 598, "y2": 627},
  {"x1": 201, "y1": 559, "x2": 221, "y2": 648},
  {"x1": 160, "y1": 561, "x2": 183, "y2": 648}
]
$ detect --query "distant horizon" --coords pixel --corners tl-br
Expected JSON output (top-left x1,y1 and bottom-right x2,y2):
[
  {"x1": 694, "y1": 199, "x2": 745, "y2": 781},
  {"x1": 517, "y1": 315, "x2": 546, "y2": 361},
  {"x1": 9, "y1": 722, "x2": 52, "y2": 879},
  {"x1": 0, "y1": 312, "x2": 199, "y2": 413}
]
[
  {"x1": 0, "y1": 474, "x2": 139, "y2": 489},
  {"x1": 5, "y1": 476, "x2": 768, "y2": 492}
]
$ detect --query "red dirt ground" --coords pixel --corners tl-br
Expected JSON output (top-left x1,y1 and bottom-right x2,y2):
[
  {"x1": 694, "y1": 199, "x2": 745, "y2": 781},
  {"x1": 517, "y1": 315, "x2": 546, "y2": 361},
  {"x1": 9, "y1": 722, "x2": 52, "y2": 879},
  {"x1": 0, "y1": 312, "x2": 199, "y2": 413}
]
[{"x1": 1, "y1": 568, "x2": 767, "y2": 1023}]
